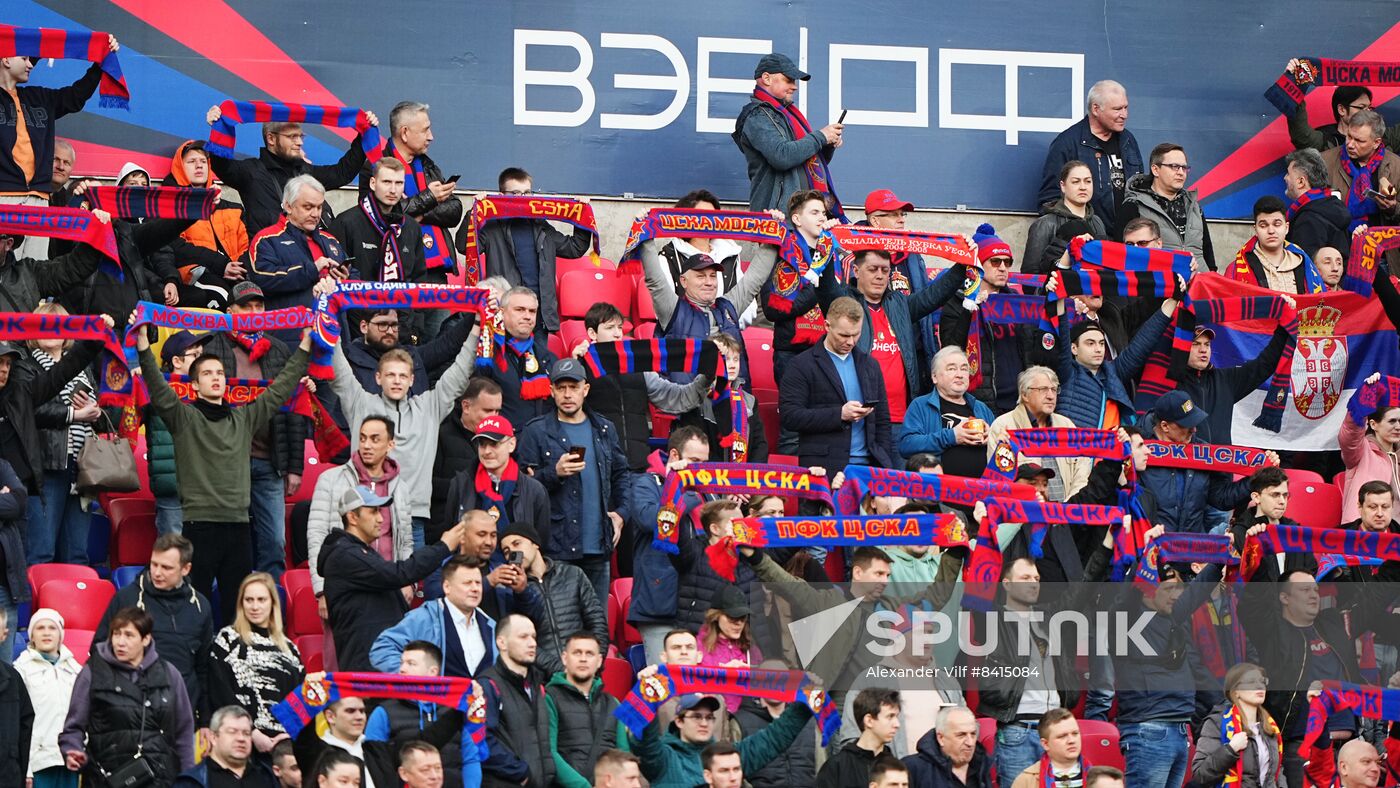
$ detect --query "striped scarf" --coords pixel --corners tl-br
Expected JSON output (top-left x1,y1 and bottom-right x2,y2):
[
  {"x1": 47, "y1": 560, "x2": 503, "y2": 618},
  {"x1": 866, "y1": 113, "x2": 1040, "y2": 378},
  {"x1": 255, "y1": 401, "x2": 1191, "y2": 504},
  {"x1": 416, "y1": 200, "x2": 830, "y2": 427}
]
[
  {"x1": 1344, "y1": 226, "x2": 1400, "y2": 296},
  {"x1": 0, "y1": 26, "x2": 128, "y2": 109},
  {"x1": 965, "y1": 498, "x2": 1125, "y2": 610},
  {"x1": 207, "y1": 100, "x2": 383, "y2": 162},
  {"x1": 1341, "y1": 145, "x2": 1388, "y2": 223},
  {"x1": 28, "y1": 347, "x2": 93, "y2": 461},
  {"x1": 1217, "y1": 704, "x2": 1282, "y2": 788},
  {"x1": 747, "y1": 88, "x2": 845, "y2": 219},
  {"x1": 357, "y1": 194, "x2": 404, "y2": 282},
  {"x1": 85, "y1": 186, "x2": 216, "y2": 221},
  {"x1": 765, "y1": 230, "x2": 834, "y2": 345},
  {"x1": 654, "y1": 463, "x2": 834, "y2": 553},
  {"x1": 1287, "y1": 188, "x2": 1333, "y2": 220},
  {"x1": 389, "y1": 144, "x2": 457, "y2": 275},
  {"x1": 1189, "y1": 295, "x2": 1300, "y2": 432},
  {"x1": 1227, "y1": 236, "x2": 1324, "y2": 293}
]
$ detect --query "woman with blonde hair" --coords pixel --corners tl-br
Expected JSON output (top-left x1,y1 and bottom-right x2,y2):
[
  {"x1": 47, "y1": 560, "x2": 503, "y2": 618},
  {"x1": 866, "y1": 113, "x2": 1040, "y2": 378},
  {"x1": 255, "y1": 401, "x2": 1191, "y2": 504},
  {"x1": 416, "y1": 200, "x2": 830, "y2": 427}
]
[
  {"x1": 208, "y1": 572, "x2": 303, "y2": 754},
  {"x1": 1192, "y1": 662, "x2": 1285, "y2": 788},
  {"x1": 25, "y1": 299, "x2": 99, "y2": 565}
]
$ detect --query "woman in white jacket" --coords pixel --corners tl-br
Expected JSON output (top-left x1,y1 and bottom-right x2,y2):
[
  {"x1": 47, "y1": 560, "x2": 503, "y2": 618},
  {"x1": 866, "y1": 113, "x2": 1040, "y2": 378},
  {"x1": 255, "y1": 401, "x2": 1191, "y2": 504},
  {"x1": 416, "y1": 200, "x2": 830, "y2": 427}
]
[{"x1": 13, "y1": 608, "x2": 82, "y2": 788}]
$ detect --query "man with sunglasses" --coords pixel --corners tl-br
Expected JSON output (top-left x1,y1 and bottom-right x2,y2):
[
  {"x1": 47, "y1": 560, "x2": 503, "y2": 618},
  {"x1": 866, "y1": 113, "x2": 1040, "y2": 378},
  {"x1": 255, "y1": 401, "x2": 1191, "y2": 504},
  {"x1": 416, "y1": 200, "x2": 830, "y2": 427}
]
[
  {"x1": 1116, "y1": 142, "x2": 1215, "y2": 272},
  {"x1": 0, "y1": 36, "x2": 119, "y2": 258}
]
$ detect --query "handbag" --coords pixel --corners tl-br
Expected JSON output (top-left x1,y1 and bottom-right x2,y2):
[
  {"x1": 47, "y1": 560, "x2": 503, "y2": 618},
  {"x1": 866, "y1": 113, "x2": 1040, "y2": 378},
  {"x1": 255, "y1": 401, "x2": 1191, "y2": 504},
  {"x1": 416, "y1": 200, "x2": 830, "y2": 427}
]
[
  {"x1": 76, "y1": 411, "x2": 140, "y2": 496},
  {"x1": 97, "y1": 698, "x2": 155, "y2": 788}
]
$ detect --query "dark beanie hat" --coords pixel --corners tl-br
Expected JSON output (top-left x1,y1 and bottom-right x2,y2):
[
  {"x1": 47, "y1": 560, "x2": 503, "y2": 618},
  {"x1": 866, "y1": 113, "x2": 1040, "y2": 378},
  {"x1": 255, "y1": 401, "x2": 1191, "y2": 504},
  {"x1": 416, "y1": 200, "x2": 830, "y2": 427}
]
[{"x1": 500, "y1": 521, "x2": 542, "y2": 547}]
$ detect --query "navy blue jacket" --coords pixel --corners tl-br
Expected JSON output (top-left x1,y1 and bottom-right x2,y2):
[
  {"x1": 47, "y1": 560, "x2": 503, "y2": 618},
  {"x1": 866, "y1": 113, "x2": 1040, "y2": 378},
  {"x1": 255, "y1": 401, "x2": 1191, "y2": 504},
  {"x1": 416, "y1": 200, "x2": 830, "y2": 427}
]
[
  {"x1": 516, "y1": 411, "x2": 632, "y2": 560},
  {"x1": 1110, "y1": 564, "x2": 1221, "y2": 724},
  {"x1": 1037, "y1": 116, "x2": 1143, "y2": 227},
  {"x1": 1139, "y1": 438, "x2": 1252, "y2": 534},
  {"x1": 778, "y1": 341, "x2": 896, "y2": 470},
  {"x1": 173, "y1": 758, "x2": 278, "y2": 788},
  {"x1": 1053, "y1": 307, "x2": 1170, "y2": 429},
  {"x1": 625, "y1": 465, "x2": 704, "y2": 625}
]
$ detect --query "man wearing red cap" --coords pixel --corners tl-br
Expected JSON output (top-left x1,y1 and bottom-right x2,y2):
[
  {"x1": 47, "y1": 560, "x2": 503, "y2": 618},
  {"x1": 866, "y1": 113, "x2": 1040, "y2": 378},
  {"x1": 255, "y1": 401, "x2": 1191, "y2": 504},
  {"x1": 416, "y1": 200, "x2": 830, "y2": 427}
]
[
  {"x1": 441, "y1": 415, "x2": 550, "y2": 534},
  {"x1": 861, "y1": 189, "x2": 937, "y2": 376}
]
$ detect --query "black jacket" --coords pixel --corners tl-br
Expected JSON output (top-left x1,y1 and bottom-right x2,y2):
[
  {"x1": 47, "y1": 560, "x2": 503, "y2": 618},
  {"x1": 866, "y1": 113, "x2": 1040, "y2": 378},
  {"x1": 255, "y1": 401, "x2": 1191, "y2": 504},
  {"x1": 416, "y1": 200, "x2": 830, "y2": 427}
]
[
  {"x1": 0, "y1": 660, "x2": 33, "y2": 788},
  {"x1": 1175, "y1": 327, "x2": 1290, "y2": 445},
  {"x1": 317, "y1": 528, "x2": 451, "y2": 671},
  {"x1": 818, "y1": 741, "x2": 891, "y2": 788},
  {"x1": 329, "y1": 199, "x2": 427, "y2": 284},
  {"x1": 0, "y1": 338, "x2": 101, "y2": 493},
  {"x1": 64, "y1": 219, "x2": 194, "y2": 327},
  {"x1": 0, "y1": 64, "x2": 101, "y2": 193},
  {"x1": 479, "y1": 660, "x2": 555, "y2": 788},
  {"x1": 172, "y1": 758, "x2": 278, "y2": 788},
  {"x1": 459, "y1": 221, "x2": 593, "y2": 333},
  {"x1": 341, "y1": 314, "x2": 474, "y2": 397},
  {"x1": 586, "y1": 373, "x2": 654, "y2": 471},
  {"x1": 528, "y1": 559, "x2": 609, "y2": 677},
  {"x1": 210, "y1": 142, "x2": 368, "y2": 236},
  {"x1": 904, "y1": 729, "x2": 993, "y2": 788},
  {"x1": 0, "y1": 244, "x2": 102, "y2": 314},
  {"x1": 94, "y1": 570, "x2": 215, "y2": 724},
  {"x1": 0, "y1": 462, "x2": 27, "y2": 608},
  {"x1": 940, "y1": 295, "x2": 1047, "y2": 414},
  {"x1": 733, "y1": 697, "x2": 817, "y2": 788},
  {"x1": 358, "y1": 144, "x2": 464, "y2": 241},
  {"x1": 1286, "y1": 193, "x2": 1352, "y2": 262},
  {"x1": 442, "y1": 456, "x2": 551, "y2": 543},
  {"x1": 202, "y1": 332, "x2": 307, "y2": 477},
  {"x1": 432, "y1": 415, "x2": 479, "y2": 530},
  {"x1": 672, "y1": 516, "x2": 759, "y2": 637},
  {"x1": 779, "y1": 341, "x2": 896, "y2": 470},
  {"x1": 294, "y1": 704, "x2": 461, "y2": 788}
]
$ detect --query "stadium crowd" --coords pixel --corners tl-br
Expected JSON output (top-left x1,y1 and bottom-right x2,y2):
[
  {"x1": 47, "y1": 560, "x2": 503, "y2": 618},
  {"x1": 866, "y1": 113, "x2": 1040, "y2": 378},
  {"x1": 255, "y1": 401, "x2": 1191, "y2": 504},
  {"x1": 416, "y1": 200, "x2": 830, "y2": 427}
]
[{"x1": 0, "y1": 31, "x2": 1398, "y2": 788}]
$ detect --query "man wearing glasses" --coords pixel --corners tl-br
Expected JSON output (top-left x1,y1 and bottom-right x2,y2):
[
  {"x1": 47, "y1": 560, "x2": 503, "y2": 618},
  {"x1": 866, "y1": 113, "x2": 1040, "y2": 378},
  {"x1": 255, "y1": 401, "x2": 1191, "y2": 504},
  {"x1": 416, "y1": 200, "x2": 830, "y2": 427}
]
[
  {"x1": 986, "y1": 366, "x2": 1089, "y2": 501},
  {"x1": 205, "y1": 104, "x2": 381, "y2": 236},
  {"x1": 1116, "y1": 143, "x2": 1215, "y2": 272},
  {"x1": 862, "y1": 189, "x2": 938, "y2": 380},
  {"x1": 173, "y1": 705, "x2": 278, "y2": 788},
  {"x1": 1284, "y1": 61, "x2": 1400, "y2": 153}
]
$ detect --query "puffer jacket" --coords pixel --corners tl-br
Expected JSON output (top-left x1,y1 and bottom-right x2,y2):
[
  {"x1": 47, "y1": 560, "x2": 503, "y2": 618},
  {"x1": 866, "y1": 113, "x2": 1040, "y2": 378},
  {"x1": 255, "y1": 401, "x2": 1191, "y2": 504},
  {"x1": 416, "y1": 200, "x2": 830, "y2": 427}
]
[
  {"x1": 0, "y1": 245, "x2": 102, "y2": 316},
  {"x1": 1052, "y1": 306, "x2": 1170, "y2": 429},
  {"x1": 671, "y1": 517, "x2": 758, "y2": 637},
  {"x1": 1023, "y1": 198, "x2": 1108, "y2": 275},
  {"x1": 66, "y1": 219, "x2": 194, "y2": 327},
  {"x1": 733, "y1": 697, "x2": 818, "y2": 788},
  {"x1": 201, "y1": 332, "x2": 307, "y2": 477},
  {"x1": 145, "y1": 410, "x2": 178, "y2": 498},
  {"x1": 13, "y1": 644, "x2": 83, "y2": 776},
  {"x1": 1138, "y1": 437, "x2": 1252, "y2": 534},
  {"x1": 531, "y1": 559, "x2": 609, "y2": 677},
  {"x1": 30, "y1": 353, "x2": 91, "y2": 472},
  {"x1": 306, "y1": 460, "x2": 415, "y2": 595}
]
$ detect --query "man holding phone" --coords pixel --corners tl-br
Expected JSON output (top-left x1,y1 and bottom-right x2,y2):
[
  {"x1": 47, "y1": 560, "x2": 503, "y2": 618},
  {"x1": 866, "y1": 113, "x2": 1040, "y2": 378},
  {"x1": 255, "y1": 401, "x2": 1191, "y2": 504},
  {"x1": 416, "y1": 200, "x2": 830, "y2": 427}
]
[{"x1": 516, "y1": 358, "x2": 631, "y2": 607}]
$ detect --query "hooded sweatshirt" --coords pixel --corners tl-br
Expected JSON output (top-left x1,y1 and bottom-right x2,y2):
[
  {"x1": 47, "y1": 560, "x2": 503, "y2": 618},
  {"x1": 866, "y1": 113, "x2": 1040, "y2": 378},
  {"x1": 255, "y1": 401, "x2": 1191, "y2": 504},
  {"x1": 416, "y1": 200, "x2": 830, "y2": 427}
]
[{"x1": 166, "y1": 140, "x2": 250, "y2": 263}]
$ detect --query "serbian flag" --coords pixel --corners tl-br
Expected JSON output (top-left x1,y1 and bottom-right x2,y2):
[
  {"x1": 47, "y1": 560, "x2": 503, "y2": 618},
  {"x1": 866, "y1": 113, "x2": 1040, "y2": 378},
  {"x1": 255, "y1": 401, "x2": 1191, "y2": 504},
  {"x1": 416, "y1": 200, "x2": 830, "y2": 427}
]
[{"x1": 1187, "y1": 273, "x2": 1399, "y2": 451}]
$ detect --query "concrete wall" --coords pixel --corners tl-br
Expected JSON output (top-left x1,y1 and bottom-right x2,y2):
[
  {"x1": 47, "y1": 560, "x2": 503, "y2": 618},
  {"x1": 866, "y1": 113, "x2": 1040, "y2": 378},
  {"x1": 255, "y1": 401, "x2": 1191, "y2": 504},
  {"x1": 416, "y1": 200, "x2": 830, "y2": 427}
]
[{"x1": 318, "y1": 187, "x2": 1253, "y2": 271}]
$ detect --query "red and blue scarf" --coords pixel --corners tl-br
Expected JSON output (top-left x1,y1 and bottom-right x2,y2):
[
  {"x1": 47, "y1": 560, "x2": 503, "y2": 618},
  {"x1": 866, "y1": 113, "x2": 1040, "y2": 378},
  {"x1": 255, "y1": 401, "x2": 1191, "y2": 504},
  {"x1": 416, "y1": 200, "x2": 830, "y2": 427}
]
[
  {"x1": 654, "y1": 463, "x2": 834, "y2": 553},
  {"x1": 504, "y1": 337, "x2": 551, "y2": 400},
  {"x1": 308, "y1": 282, "x2": 493, "y2": 378},
  {"x1": 829, "y1": 225, "x2": 976, "y2": 265},
  {"x1": 389, "y1": 144, "x2": 457, "y2": 275},
  {"x1": 749, "y1": 88, "x2": 845, "y2": 219},
  {"x1": 0, "y1": 312, "x2": 128, "y2": 404},
  {"x1": 765, "y1": 229, "x2": 836, "y2": 345},
  {"x1": 1036, "y1": 753, "x2": 1090, "y2": 788},
  {"x1": 835, "y1": 464, "x2": 1037, "y2": 516},
  {"x1": 462, "y1": 194, "x2": 601, "y2": 278},
  {"x1": 966, "y1": 292, "x2": 1045, "y2": 390},
  {"x1": 1071, "y1": 237, "x2": 1193, "y2": 276},
  {"x1": 1346, "y1": 373, "x2": 1400, "y2": 425},
  {"x1": 1344, "y1": 225, "x2": 1400, "y2": 296},
  {"x1": 475, "y1": 459, "x2": 518, "y2": 526},
  {"x1": 1301, "y1": 681, "x2": 1400, "y2": 752},
  {"x1": 156, "y1": 373, "x2": 348, "y2": 459},
  {"x1": 1227, "y1": 236, "x2": 1325, "y2": 293},
  {"x1": 1042, "y1": 267, "x2": 1179, "y2": 341},
  {"x1": 0, "y1": 204, "x2": 120, "y2": 276},
  {"x1": 965, "y1": 498, "x2": 1126, "y2": 610},
  {"x1": 1247, "y1": 524, "x2": 1400, "y2": 580},
  {"x1": 1264, "y1": 58, "x2": 1400, "y2": 116},
  {"x1": 0, "y1": 26, "x2": 127, "y2": 109},
  {"x1": 1340, "y1": 145, "x2": 1389, "y2": 224},
  {"x1": 1218, "y1": 703, "x2": 1282, "y2": 788},
  {"x1": 1142, "y1": 440, "x2": 1273, "y2": 476},
  {"x1": 985, "y1": 427, "x2": 1128, "y2": 481},
  {"x1": 1287, "y1": 188, "x2": 1334, "y2": 221},
  {"x1": 615, "y1": 664, "x2": 840, "y2": 744},
  {"x1": 358, "y1": 194, "x2": 405, "y2": 282},
  {"x1": 207, "y1": 100, "x2": 383, "y2": 162},
  {"x1": 272, "y1": 672, "x2": 487, "y2": 759},
  {"x1": 618, "y1": 208, "x2": 790, "y2": 276},
  {"x1": 85, "y1": 186, "x2": 216, "y2": 221}
]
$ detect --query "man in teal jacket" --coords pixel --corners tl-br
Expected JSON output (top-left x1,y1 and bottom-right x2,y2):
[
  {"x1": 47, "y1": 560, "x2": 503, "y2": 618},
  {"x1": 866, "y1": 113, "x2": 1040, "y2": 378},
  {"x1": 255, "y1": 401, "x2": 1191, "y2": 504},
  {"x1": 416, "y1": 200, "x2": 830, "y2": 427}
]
[{"x1": 633, "y1": 672, "x2": 813, "y2": 788}]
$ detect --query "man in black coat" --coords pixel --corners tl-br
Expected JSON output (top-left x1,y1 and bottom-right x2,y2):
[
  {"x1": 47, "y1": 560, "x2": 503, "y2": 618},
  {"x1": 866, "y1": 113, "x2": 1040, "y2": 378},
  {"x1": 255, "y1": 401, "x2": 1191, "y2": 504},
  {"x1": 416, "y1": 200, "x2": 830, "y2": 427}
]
[
  {"x1": 443, "y1": 415, "x2": 550, "y2": 532},
  {"x1": 904, "y1": 707, "x2": 993, "y2": 788},
  {"x1": 431, "y1": 377, "x2": 504, "y2": 528},
  {"x1": 1284, "y1": 148, "x2": 1352, "y2": 261},
  {"x1": 331, "y1": 158, "x2": 427, "y2": 320},
  {"x1": 778, "y1": 295, "x2": 895, "y2": 470},
  {"x1": 479, "y1": 613, "x2": 556, "y2": 788},
  {"x1": 204, "y1": 104, "x2": 380, "y2": 236},
  {"x1": 0, "y1": 227, "x2": 104, "y2": 313},
  {"x1": 497, "y1": 521, "x2": 609, "y2": 677},
  {"x1": 0, "y1": 570, "x2": 35, "y2": 788},
  {"x1": 318, "y1": 485, "x2": 465, "y2": 670}
]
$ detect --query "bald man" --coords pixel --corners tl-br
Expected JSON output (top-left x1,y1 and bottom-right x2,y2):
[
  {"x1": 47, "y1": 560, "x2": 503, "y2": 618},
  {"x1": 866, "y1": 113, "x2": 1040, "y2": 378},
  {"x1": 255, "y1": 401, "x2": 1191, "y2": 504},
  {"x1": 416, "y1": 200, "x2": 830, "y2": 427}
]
[
  {"x1": 1336, "y1": 739, "x2": 1382, "y2": 788},
  {"x1": 1314, "y1": 246, "x2": 1344, "y2": 291}
]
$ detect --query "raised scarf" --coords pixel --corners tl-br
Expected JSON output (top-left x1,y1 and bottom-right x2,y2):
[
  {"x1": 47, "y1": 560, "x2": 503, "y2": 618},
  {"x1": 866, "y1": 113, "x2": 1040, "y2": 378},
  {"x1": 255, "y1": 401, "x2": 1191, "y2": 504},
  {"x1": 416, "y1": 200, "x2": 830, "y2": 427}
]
[
  {"x1": 964, "y1": 498, "x2": 1126, "y2": 610},
  {"x1": 0, "y1": 204, "x2": 120, "y2": 272},
  {"x1": 158, "y1": 373, "x2": 348, "y2": 459},
  {"x1": 748, "y1": 88, "x2": 845, "y2": 219},
  {"x1": 1345, "y1": 373, "x2": 1400, "y2": 425},
  {"x1": 618, "y1": 208, "x2": 790, "y2": 276},
  {"x1": 1071, "y1": 237, "x2": 1194, "y2": 275},
  {"x1": 765, "y1": 229, "x2": 834, "y2": 345},
  {"x1": 1264, "y1": 58, "x2": 1400, "y2": 116},
  {"x1": 1188, "y1": 586, "x2": 1247, "y2": 680},
  {"x1": 1035, "y1": 754, "x2": 1089, "y2": 788},
  {"x1": 1340, "y1": 145, "x2": 1388, "y2": 223},
  {"x1": 271, "y1": 672, "x2": 487, "y2": 759},
  {"x1": 358, "y1": 194, "x2": 405, "y2": 282},
  {"x1": 461, "y1": 194, "x2": 601, "y2": 278},
  {"x1": 1247, "y1": 524, "x2": 1400, "y2": 580},
  {"x1": 389, "y1": 144, "x2": 456, "y2": 275},
  {"x1": 475, "y1": 459, "x2": 518, "y2": 525},
  {"x1": 308, "y1": 282, "x2": 492, "y2": 378},
  {"x1": 206, "y1": 100, "x2": 383, "y2": 162},
  {"x1": 124, "y1": 302, "x2": 314, "y2": 383},
  {"x1": 0, "y1": 26, "x2": 128, "y2": 109},
  {"x1": 0, "y1": 312, "x2": 127, "y2": 405},
  {"x1": 966, "y1": 292, "x2": 1044, "y2": 392},
  {"x1": 85, "y1": 186, "x2": 216, "y2": 221},
  {"x1": 653, "y1": 463, "x2": 834, "y2": 553},
  {"x1": 228, "y1": 329, "x2": 271, "y2": 362},
  {"x1": 829, "y1": 225, "x2": 976, "y2": 265},
  {"x1": 1227, "y1": 236, "x2": 1325, "y2": 293},
  {"x1": 505, "y1": 337, "x2": 550, "y2": 400},
  {"x1": 1300, "y1": 681, "x2": 1400, "y2": 752},
  {"x1": 1344, "y1": 225, "x2": 1400, "y2": 296},
  {"x1": 1189, "y1": 295, "x2": 1300, "y2": 432},
  {"x1": 835, "y1": 464, "x2": 1037, "y2": 516},
  {"x1": 985, "y1": 427, "x2": 1128, "y2": 481},
  {"x1": 1287, "y1": 188, "x2": 1334, "y2": 220},
  {"x1": 1042, "y1": 267, "x2": 1178, "y2": 340},
  {"x1": 1217, "y1": 703, "x2": 1282, "y2": 788},
  {"x1": 1142, "y1": 440, "x2": 1273, "y2": 476},
  {"x1": 614, "y1": 664, "x2": 840, "y2": 744}
]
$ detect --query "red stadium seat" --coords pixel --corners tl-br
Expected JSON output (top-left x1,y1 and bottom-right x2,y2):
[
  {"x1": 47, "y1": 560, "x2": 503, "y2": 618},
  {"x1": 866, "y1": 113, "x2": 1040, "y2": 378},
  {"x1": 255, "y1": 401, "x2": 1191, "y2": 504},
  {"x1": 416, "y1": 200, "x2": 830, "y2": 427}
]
[
  {"x1": 65, "y1": 629, "x2": 96, "y2": 665},
  {"x1": 1286, "y1": 481, "x2": 1343, "y2": 529},
  {"x1": 40, "y1": 579, "x2": 115, "y2": 631},
  {"x1": 607, "y1": 594, "x2": 623, "y2": 646},
  {"x1": 601, "y1": 656, "x2": 635, "y2": 701},
  {"x1": 757, "y1": 398, "x2": 780, "y2": 456},
  {"x1": 111, "y1": 512, "x2": 157, "y2": 568},
  {"x1": 547, "y1": 333, "x2": 567, "y2": 359},
  {"x1": 632, "y1": 276, "x2": 658, "y2": 323},
  {"x1": 633, "y1": 321, "x2": 658, "y2": 339},
  {"x1": 1283, "y1": 467, "x2": 1325, "y2": 487},
  {"x1": 611, "y1": 577, "x2": 634, "y2": 605},
  {"x1": 290, "y1": 440, "x2": 333, "y2": 504},
  {"x1": 559, "y1": 320, "x2": 589, "y2": 354},
  {"x1": 28, "y1": 564, "x2": 100, "y2": 608},
  {"x1": 617, "y1": 596, "x2": 642, "y2": 647},
  {"x1": 556, "y1": 256, "x2": 617, "y2": 284},
  {"x1": 559, "y1": 270, "x2": 632, "y2": 321},
  {"x1": 977, "y1": 717, "x2": 997, "y2": 756},
  {"x1": 1333, "y1": 470, "x2": 1346, "y2": 490},
  {"x1": 768, "y1": 453, "x2": 799, "y2": 466},
  {"x1": 288, "y1": 586, "x2": 323, "y2": 638},
  {"x1": 1077, "y1": 719, "x2": 1124, "y2": 769},
  {"x1": 296, "y1": 634, "x2": 325, "y2": 672},
  {"x1": 743, "y1": 326, "x2": 776, "y2": 393}
]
